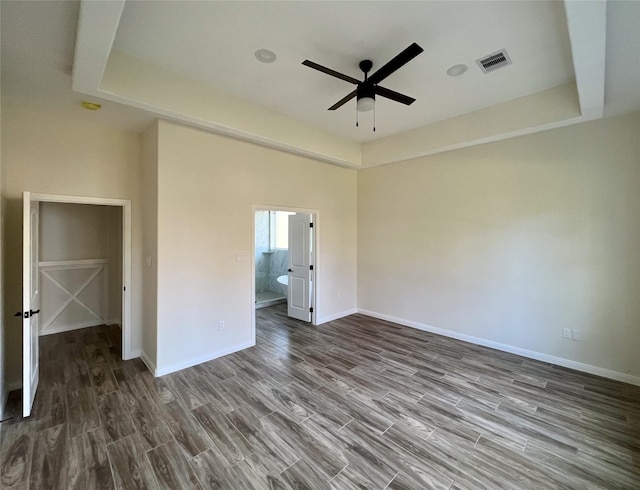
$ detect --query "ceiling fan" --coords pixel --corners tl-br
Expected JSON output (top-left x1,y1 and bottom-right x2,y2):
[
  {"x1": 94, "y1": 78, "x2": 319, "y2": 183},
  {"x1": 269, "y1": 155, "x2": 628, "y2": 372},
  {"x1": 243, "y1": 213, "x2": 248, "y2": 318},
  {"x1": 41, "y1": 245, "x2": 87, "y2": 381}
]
[{"x1": 302, "y1": 43, "x2": 424, "y2": 120}]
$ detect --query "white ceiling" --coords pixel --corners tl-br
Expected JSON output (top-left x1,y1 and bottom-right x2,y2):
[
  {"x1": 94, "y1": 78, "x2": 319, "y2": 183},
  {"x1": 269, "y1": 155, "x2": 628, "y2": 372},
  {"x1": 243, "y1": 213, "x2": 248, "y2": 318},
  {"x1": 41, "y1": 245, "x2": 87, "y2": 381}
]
[
  {"x1": 112, "y1": 0, "x2": 574, "y2": 143},
  {"x1": 0, "y1": 1, "x2": 153, "y2": 133},
  {"x1": 2, "y1": 1, "x2": 639, "y2": 167}
]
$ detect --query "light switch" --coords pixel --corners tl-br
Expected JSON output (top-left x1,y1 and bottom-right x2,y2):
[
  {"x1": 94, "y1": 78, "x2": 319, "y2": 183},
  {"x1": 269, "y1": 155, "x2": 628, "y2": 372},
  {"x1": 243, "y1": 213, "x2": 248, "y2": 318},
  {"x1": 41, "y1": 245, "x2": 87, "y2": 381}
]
[{"x1": 236, "y1": 253, "x2": 247, "y2": 262}]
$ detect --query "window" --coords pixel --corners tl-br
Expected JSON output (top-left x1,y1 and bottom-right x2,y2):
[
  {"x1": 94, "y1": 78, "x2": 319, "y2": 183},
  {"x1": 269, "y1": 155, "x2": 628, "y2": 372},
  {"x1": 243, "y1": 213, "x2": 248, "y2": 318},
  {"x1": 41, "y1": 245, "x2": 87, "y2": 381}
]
[{"x1": 270, "y1": 211, "x2": 295, "y2": 250}]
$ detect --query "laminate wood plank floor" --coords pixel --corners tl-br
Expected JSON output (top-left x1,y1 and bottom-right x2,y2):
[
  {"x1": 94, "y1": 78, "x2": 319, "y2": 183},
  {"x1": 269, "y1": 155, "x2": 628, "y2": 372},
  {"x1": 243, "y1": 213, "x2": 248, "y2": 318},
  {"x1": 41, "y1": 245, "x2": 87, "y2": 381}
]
[{"x1": 2, "y1": 305, "x2": 640, "y2": 489}]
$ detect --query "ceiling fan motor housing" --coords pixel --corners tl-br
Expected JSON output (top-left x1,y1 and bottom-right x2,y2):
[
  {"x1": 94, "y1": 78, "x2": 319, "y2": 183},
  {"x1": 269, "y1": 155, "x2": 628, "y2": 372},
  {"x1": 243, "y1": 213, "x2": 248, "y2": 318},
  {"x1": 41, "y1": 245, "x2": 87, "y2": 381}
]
[
  {"x1": 358, "y1": 59, "x2": 376, "y2": 109},
  {"x1": 357, "y1": 82, "x2": 375, "y2": 100}
]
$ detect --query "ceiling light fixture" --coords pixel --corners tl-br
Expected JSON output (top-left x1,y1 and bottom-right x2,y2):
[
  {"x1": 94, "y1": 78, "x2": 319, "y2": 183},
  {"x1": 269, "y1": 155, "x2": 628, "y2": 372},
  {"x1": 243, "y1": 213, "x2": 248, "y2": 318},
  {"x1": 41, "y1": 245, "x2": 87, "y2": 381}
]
[
  {"x1": 81, "y1": 101, "x2": 102, "y2": 110},
  {"x1": 254, "y1": 48, "x2": 277, "y2": 63},
  {"x1": 356, "y1": 96, "x2": 375, "y2": 112},
  {"x1": 356, "y1": 79, "x2": 375, "y2": 112},
  {"x1": 447, "y1": 64, "x2": 468, "y2": 77}
]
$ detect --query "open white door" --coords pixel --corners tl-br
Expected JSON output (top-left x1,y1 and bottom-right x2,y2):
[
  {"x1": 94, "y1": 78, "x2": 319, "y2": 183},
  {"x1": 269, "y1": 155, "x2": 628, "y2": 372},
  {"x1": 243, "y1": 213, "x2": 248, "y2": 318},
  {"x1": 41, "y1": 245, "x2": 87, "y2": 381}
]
[
  {"x1": 287, "y1": 213, "x2": 312, "y2": 322},
  {"x1": 22, "y1": 192, "x2": 40, "y2": 416}
]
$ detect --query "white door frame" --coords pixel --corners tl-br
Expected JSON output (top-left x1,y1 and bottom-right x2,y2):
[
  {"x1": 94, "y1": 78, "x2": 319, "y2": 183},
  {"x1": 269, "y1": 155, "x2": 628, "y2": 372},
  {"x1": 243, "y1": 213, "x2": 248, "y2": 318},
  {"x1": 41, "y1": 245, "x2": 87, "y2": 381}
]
[
  {"x1": 251, "y1": 205, "x2": 319, "y2": 344},
  {"x1": 29, "y1": 193, "x2": 134, "y2": 360}
]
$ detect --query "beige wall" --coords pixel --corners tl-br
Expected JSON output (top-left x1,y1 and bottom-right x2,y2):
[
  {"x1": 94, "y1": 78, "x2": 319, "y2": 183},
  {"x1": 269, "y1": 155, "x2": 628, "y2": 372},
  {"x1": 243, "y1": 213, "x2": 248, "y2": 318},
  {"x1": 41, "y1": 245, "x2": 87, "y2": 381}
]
[
  {"x1": 1, "y1": 101, "x2": 142, "y2": 386},
  {"x1": 40, "y1": 202, "x2": 108, "y2": 260},
  {"x1": 155, "y1": 121, "x2": 357, "y2": 372},
  {"x1": 358, "y1": 112, "x2": 640, "y2": 378},
  {"x1": 141, "y1": 122, "x2": 158, "y2": 366}
]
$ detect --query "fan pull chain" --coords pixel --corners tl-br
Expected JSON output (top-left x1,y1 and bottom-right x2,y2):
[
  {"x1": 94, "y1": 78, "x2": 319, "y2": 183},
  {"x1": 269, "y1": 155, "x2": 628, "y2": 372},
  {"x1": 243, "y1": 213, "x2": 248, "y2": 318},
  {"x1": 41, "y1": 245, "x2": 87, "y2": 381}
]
[
  {"x1": 373, "y1": 104, "x2": 376, "y2": 132},
  {"x1": 355, "y1": 105, "x2": 359, "y2": 127}
]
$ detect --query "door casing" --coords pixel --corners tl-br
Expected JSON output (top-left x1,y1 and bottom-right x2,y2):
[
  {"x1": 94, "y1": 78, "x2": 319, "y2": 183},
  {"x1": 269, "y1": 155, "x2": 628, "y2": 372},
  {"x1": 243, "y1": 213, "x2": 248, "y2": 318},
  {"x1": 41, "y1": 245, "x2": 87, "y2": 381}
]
[{"x1": 25, "y1": 192, "x2": 133, "y2": 358}]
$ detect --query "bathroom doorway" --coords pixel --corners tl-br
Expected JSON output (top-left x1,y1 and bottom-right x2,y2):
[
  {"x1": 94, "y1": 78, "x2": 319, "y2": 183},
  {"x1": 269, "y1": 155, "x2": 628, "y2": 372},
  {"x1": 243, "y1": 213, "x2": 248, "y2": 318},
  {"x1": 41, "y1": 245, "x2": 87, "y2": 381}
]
[
  {"x1": 251, "y1": 206, "x2": 318, "y2": 342},
  {"x1": 254, "y1": 209, "x2": 294, "y2": 309}
]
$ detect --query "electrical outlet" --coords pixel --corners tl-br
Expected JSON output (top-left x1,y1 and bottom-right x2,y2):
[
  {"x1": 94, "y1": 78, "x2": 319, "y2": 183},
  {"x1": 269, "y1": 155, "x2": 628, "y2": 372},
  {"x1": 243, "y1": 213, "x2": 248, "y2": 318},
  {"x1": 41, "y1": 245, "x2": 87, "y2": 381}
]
[
  {"x1": 219, "y1": 321, "x2": 225, "y2": 330},
  {"x1": 572, "y1": 329, "x2": 582, "y2": 341},
  {"x1": 562, "y1": 328, "x2": 572, "y2": 339}
]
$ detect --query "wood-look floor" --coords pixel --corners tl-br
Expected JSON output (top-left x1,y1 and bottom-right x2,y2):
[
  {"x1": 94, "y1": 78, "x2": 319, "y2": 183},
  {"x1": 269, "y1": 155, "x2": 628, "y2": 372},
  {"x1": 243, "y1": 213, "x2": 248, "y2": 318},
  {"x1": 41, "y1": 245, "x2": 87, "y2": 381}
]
[{"x1": 2, "y1": 304, "x2": 640, "y2": 489}]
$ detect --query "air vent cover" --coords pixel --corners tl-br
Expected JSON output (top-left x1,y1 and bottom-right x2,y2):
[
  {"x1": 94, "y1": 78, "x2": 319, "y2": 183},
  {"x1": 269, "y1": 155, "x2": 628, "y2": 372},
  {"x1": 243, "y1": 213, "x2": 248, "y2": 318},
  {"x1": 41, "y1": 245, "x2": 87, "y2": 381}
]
[{"x1": 476, "y1": 49, "x2": 512, "y2": 73}]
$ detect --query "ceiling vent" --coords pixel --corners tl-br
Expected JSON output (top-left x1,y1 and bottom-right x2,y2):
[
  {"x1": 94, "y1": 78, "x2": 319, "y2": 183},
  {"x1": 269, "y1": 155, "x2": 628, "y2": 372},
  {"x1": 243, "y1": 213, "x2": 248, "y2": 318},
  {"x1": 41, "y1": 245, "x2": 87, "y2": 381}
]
[{"x1": 476, "y1": 49, "x2": 512, "y2": 74}]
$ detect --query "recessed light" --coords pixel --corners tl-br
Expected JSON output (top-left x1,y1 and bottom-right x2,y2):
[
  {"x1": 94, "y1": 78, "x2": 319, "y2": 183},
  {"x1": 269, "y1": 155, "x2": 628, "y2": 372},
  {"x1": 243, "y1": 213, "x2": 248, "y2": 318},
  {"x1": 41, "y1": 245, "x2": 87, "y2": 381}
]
[
  {"x1": 446, "y1": 64, "x2": 468, "y2": 77},
  {"x1": 255, "y1": 48, "x2": 277, "y2": 63},
  {"x1": 81, "y1": 101, "x2": 102, "y2": 111}
]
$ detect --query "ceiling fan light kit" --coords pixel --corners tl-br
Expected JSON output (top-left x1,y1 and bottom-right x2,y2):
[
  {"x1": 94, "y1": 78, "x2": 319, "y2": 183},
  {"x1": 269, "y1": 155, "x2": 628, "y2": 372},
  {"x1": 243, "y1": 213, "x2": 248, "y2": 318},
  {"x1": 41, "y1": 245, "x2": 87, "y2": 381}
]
[{"x1": 302, "y1": 43, "x2": 424, "y2": 130}]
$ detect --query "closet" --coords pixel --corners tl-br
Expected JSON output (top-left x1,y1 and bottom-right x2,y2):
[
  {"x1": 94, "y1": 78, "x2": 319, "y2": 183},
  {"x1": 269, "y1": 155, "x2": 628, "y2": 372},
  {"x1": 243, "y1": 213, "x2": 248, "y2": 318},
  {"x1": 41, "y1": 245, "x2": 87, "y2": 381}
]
[{"x1": 38, "y1": 202, "x2": 122, "y2": 335}]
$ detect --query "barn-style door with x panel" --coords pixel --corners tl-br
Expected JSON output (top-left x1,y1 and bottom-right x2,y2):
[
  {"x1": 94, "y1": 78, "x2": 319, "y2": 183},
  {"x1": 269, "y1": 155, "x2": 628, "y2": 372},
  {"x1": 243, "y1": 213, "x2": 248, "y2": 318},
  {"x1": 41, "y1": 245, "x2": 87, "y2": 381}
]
[{"x1": 39, "y1": 259, "x2": 109, "y2": 335}]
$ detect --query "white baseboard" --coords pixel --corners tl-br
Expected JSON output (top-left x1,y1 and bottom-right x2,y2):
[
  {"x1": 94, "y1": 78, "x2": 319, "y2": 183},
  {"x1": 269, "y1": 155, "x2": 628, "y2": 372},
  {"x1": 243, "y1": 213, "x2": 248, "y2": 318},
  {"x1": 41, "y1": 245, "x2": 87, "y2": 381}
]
[
  {"x1": 39, "y1": 320, "x2": 108, "y2": 336},
  {"x1": 316, "y1": 308, "x2": 357, "y2": 325},
  {"x1": 154, "y1": 341, "x2": 255, "y2": 377},
  {"x1": 140, "y1": 350, "x2": 157, "y2": 377},
  {"x1": 126, "y1": 349, "x2": 141, "y2": 360},
  {"x1": 358, "y1": 309, "x2": 640, "y2": 387}
]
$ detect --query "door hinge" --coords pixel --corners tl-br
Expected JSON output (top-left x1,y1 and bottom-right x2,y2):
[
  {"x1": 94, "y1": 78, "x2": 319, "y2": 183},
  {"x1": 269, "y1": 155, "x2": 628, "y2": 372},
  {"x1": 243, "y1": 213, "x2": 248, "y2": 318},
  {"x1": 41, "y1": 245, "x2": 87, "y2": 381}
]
[
  {"x1": 310, "y1": 307, "x2": 314, "y2": 313},
  {"x1": 310, "y1": 265, "x2": 314, "y2": 271},
  {"x1": 309, "y1": 222, "x2": 314, "y2": 228}
]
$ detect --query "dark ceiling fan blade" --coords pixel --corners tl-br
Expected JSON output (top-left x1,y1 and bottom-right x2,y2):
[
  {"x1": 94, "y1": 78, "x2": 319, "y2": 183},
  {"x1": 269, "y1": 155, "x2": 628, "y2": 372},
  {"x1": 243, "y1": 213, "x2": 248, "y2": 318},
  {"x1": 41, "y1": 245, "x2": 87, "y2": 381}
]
[
  {"x1": 368, "y1": 43, "x2": 424, "y2": 86},
  {"x1": 302, "y1": 60, "x2": 360, "y2": 85},
  {"x1": 375, "y1": 86, "x2": 416, "y2": 106},
  {"x1": 328, "y1": 89, "x2": 358, "y2": 110}
]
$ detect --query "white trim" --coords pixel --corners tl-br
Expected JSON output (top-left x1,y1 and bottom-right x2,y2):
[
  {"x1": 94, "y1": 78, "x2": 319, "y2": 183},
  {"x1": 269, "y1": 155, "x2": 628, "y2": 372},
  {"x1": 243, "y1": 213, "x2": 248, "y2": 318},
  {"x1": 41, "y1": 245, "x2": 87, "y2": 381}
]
[
  {"x1": 29, "y1": 193, "x2": 129, "y2": 207},
  {"x1": 140, "y1": 350, "x2": 157, "y2": 377},
  {"x1": 316, "y1": 308, "x2": 357, "y2": 325},
  {"x1": 39, "y1": 258, "x2": 108, "y2": 268},
  {"x1": 154, "y1": 341, "x2": 255, "y2": 377},
  {"x1": 358, "y1": 309, "x2": 640, "y2": 387},
  {"x1": 39, "y1": 319, "x2": 106, "y2": 336}
]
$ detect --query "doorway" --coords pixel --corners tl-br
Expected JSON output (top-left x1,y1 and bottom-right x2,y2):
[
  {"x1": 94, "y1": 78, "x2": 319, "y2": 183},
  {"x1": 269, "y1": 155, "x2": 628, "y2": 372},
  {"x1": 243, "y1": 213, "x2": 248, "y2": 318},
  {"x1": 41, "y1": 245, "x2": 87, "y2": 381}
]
[
  {"x1": 251, "y1": 205, "x2": 318, "y2": 344},
  {"x1": 20, "y1": 192, "x2": 132, "y2": 416}
]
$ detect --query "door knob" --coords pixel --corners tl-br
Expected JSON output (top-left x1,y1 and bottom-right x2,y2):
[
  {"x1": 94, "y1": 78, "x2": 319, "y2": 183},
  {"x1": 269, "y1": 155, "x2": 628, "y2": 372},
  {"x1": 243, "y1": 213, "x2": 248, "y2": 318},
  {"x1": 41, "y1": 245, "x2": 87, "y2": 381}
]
[
  {"x1": 30, "y1": 309, "x2": 40, "y2": 316},
  {"x1": 288, "y1": 269, "x2": 293, "y2": 272}
]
